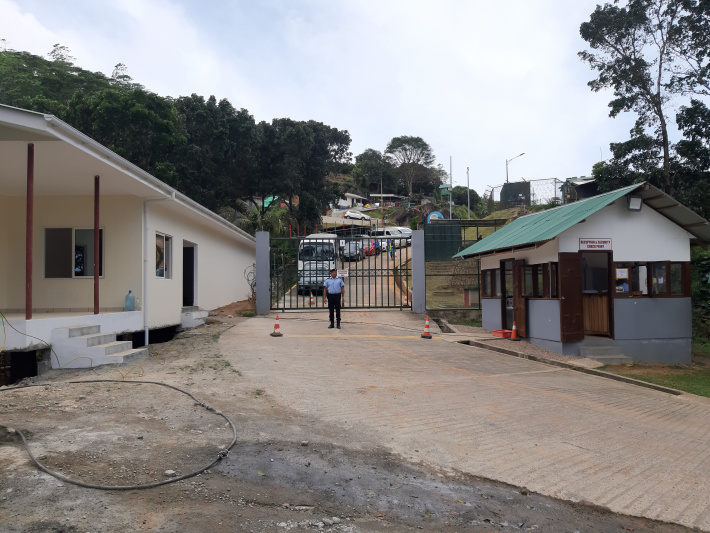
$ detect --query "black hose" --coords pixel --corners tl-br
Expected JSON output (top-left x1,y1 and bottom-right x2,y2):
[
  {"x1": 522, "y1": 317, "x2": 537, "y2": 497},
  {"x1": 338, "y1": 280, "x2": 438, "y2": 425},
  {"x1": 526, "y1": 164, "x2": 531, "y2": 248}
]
[{"x1": 1, "y1": 379, "x2": 237, "y2": 491}]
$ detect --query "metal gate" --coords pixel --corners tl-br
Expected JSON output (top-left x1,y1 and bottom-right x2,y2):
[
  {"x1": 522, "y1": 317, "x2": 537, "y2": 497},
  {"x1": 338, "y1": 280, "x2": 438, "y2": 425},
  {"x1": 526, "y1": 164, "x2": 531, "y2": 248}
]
[{"x1": 270, "y1": 232, "x2": 411, "y2": 310}]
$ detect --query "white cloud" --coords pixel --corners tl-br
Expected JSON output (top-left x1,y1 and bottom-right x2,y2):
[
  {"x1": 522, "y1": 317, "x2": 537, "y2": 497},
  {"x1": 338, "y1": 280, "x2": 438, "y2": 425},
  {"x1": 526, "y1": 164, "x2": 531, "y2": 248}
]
[{"x1": 0, "y1": 0, "x2": 644, "y2": 195}]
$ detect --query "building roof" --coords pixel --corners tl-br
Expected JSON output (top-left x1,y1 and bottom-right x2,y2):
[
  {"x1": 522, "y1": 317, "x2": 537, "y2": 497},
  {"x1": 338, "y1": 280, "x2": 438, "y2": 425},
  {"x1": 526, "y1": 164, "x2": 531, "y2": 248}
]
[
  {"x1": 455, "y1": 183, "x2": 710, "y2": 258},
  {"x1": 0, "y1": 104, "x2": 255, "y2": 246}
]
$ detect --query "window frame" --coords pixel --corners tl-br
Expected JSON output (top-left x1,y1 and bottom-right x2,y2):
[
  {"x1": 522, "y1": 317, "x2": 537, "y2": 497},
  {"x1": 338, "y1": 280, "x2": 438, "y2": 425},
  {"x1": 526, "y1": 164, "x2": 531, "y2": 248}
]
[
  {"x1": 44, "y1": 227, "x2": 105, "y2": 279},
  {"x1": 613, "y1": 261, "x2": 689, "y2": 298},
  {"x1": 481, "y1": 268, "x2": 500, "y2": 298},
  {"x1": 156, "y1": 232, "x2": 173, "y2": 279}
]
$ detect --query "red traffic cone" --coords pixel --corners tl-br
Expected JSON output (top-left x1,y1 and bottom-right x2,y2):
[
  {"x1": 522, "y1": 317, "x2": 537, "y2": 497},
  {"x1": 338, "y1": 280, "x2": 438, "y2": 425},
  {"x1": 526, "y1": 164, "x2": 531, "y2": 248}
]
[
  {"x1": 421, "y1": 316, "x2": 432, "y2": 339},
  {"x1": 510, "y1": 321, "x2": 519, "y2": 341},
  {"x1": 270, "y1": 315, "x2": 283, "y2": 337},
  {"x1": 310, "y1": 291, "x2": 315, "y2": 306}
]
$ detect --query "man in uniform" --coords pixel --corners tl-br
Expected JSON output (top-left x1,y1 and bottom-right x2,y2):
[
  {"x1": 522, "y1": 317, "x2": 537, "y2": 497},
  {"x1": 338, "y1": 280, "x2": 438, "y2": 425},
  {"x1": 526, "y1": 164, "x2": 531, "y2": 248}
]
[{"x1": 323, "y1": 268, "x2": 345, "y2": 329}]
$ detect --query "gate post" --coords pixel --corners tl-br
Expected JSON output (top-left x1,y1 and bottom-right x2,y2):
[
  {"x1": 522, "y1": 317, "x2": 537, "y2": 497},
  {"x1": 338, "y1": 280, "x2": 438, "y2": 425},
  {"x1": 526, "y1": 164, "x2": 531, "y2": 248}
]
[
  {"x1": 256, "y1": 231, "x2": 270, "y2": 315},
  {"x1": 411, "y1": 230, "x2": 426, "y2": 314}
]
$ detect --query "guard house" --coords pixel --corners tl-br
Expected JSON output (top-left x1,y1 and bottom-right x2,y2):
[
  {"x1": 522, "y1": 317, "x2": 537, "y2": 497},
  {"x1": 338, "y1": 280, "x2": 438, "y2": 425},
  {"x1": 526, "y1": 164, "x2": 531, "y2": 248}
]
[{"x1": 455, "y1": 183, "x2": 710, "y2": 364}]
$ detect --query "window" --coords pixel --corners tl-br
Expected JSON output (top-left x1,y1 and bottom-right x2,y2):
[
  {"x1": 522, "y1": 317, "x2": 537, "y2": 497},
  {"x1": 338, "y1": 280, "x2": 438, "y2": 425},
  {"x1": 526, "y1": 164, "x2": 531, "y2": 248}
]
[
  {"x1": 670, "y1": 263, "x2": 684, "y2": 295},
  {"x1": 651, "y1": 262, "x2": 667, "y2": 295},
  {"x1": 481, "y1": 269, "x2": 500, "y2": 298},
  {"x1": 550, "y1": 262, "x2": 558, "y2": 298},
  {"x1": 523, "y1": 266, "x2": 534, "y2": 297},
  {"x1": 156, "y1": 233, "x2": 172, "y2": 279},
  {"x1": 524, "y1": 265, "x2": 545, "y2": 298},
  {"x1": 45, "y1": 228, "x2": 103, "y2": 278}
]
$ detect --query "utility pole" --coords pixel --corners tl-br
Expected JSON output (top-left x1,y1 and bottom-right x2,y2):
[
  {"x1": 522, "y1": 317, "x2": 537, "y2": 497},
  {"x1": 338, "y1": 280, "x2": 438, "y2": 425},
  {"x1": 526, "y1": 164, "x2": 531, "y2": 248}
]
[
  {"x1": 449, "y1": 156, "x2": 453, "y2": 220},
  {"x1": 467, "y1": 166, "x2": 470, "y2": 219}
]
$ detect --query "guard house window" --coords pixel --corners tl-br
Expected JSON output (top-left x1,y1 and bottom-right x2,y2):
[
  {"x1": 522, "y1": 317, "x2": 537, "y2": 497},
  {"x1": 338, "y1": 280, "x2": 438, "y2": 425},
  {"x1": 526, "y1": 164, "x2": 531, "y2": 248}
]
[
  {"x1": 482, "y1": 269, "x2": 500, "y2": 298},
  {"x1": 45, "y1": 228, "x2": 103, "y2": 278},
  {"x1": 651, "y1": 262, "x2": 667, "y2": 295},
  {"x1": 550, "y1": 262, "x2": 558, "y2": 298},
  {"x1": 156, "y1": 233, "x2": 172, "y2": 279},
  {"x1": 670, "y1": 263, "x2": 685, "y2": 295}
]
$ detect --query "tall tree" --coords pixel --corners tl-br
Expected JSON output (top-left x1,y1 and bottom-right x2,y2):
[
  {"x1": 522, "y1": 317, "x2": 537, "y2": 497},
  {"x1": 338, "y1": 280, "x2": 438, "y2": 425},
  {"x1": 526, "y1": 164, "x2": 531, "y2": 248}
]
[
  {"x1": 353, "y1": 148, "x2": 396, "y2": 193},
  {"x1": 384, "y1": 136, "x2": 436, "y2": 197},
  {"x1": 579, "y1": 0, "x2": 710, "y2": 193}
]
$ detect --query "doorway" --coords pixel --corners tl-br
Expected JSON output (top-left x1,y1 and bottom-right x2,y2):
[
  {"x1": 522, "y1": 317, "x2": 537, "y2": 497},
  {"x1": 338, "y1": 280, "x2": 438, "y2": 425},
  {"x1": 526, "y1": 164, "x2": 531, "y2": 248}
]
[
  {"x1": 183, "y1": 242, "x2": 196, "y2": 307},
  {"x1": 581, "y1": 252, "x2": 611, "y2": 336}
]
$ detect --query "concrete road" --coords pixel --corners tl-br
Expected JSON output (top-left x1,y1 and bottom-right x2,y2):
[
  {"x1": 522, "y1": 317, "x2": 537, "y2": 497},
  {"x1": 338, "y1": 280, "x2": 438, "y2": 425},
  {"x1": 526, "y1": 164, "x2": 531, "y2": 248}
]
[{"x1": 223, "y1": 311, "x2": 710, "y2": 531}]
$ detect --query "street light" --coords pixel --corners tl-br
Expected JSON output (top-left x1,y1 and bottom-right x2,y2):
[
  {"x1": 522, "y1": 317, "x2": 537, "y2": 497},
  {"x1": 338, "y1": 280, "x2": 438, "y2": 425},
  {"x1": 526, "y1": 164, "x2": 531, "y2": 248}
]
[{"x1": 505, "y1": 152, "x2": 525, "y2": 183}]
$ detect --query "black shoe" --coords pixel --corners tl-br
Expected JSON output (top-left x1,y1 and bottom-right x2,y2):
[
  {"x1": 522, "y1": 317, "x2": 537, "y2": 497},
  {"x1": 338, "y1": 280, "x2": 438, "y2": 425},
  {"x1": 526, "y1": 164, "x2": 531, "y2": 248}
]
[
  {"x1": 336, "y1": 323, "x2": 341, "y2": 329},
  {"x1": 328, "y1": 323, "x2": 334, "y2": 329}
]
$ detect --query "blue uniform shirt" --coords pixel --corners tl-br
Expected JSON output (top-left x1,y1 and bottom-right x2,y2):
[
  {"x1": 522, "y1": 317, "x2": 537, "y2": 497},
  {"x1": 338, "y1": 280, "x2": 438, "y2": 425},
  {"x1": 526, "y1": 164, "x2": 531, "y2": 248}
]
[{"x1": 324, "y1": 276, "x2": 344, "y2": 294}]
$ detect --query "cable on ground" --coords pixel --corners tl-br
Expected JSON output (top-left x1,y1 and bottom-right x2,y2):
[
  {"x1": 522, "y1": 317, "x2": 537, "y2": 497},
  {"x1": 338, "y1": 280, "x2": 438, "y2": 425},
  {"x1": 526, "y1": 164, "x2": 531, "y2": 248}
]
[{"x1": 1, "y1": 379, "x2": 237, "y2": 491}]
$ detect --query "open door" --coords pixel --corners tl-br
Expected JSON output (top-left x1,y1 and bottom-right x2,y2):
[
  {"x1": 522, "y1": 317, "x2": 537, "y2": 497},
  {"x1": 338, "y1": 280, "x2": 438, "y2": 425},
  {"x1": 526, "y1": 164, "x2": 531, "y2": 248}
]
[
  {"x1": 559, "y1": 252, "x2": 584, "y2": 342},
  {"x1": 513, "y1": 259, "x2": 527, "y2": 337},
  {"x1": 183, "y1": 242, "x2": 196, "y2": 307}
]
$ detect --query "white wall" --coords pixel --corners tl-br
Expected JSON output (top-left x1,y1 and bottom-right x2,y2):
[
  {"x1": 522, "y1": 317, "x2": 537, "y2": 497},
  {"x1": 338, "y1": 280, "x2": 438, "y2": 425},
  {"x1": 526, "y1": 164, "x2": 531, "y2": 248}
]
[
  {"x1": 147, "y1": 202, "x2": 255, "y2": 328},
  {"x1": 480, "y1": 239, "x2": 559, "y2": 270},
  {"x1": 559, "y1": 201, "x2": 691, "y2": 261},
  {"x1": 0, "y1": 196, "x2": 9, "y2": 309},
  {"x1": 2, "y1": 195, "x2": 144, "y2": 313}
]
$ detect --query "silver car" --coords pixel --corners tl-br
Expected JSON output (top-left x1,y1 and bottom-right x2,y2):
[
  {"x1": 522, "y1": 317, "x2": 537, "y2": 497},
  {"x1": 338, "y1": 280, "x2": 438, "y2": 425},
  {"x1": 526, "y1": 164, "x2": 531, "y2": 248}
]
[{"x1": 344, "y1": 210, "x2": 371, "y2": 221}]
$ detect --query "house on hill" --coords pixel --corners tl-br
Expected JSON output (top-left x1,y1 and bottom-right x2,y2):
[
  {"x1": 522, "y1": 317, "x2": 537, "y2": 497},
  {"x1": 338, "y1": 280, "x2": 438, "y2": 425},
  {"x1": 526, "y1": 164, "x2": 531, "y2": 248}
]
[
  {"x1": 455, "y1": 183, "x2": 710, "y2": 364},
  {"x1": 0, "y1": 104, "x2": 256, "y2": 378}
]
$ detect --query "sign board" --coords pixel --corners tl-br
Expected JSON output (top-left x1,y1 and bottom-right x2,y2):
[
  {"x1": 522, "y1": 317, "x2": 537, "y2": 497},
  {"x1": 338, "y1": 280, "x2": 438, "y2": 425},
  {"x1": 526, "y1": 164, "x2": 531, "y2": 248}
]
[
  {"x1": 579, "y1": 238, "x2": 611, "y2": 250},
  {"x1": 337, "y1": 269, "x2": 348, "y2": 278},
  {"x1": 339, "y1": 240, "x2": 345, "y2": 247}
]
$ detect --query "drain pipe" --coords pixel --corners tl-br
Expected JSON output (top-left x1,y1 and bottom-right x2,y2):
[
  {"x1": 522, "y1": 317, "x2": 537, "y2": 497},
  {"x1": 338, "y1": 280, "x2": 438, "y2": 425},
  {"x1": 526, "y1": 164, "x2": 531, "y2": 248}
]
[{"x1": 143, "y1": 193, "x2": 174, "y2": 346}]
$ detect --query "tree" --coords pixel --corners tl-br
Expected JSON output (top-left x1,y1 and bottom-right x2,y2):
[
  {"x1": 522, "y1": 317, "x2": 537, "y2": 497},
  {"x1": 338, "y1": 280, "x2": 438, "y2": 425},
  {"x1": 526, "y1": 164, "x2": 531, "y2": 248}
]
[
  {"x1": 353, "y1": 149, "x2": 396, "y2": 193},
  {"x1": 384, "y1": 136, "x2": 436, "y2": 197},
  {"x1": 579, "y1": 0, "x2": 710, "y2": 193}
]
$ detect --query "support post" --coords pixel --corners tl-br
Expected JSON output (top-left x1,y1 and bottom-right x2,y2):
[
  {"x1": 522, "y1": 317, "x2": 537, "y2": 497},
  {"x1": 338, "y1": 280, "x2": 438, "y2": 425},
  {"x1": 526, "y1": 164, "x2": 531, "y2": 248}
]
[
  {"x1": 25, "y1": 144, "x2": 34, "y2": 320},
  {"x1": 256, "y1": 232, "x2": 271, "y2": 315},
  {"x1": 94, "y1": 175, "x2": 100, "y2": 314},
  {"x1": 411, "y1": 230, "x2": 426, "y2": 314}
]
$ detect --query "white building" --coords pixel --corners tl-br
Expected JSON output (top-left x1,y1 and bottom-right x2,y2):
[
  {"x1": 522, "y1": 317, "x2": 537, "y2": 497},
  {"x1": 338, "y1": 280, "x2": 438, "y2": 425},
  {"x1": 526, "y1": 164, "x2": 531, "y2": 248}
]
[{"x1": 0, "y1": 104, "x2": 256, "y2": 373}]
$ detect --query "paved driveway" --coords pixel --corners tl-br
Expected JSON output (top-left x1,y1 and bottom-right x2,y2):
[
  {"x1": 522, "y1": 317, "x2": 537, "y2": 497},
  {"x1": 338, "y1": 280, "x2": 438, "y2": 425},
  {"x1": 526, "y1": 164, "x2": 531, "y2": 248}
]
[{"x1": 223, "y1": 311, "x2": 710, "y2": 531}]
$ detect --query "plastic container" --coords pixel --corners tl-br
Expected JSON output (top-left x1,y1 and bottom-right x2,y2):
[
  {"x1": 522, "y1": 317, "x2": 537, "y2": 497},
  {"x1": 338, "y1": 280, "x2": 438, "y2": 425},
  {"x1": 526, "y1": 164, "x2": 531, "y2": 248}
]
[
  {"x1": 492, "y1": 329, "x2": 512, "y2": 338},
  {"x1": 125, "y1": 290, "x2": 136, "y2": 312}
]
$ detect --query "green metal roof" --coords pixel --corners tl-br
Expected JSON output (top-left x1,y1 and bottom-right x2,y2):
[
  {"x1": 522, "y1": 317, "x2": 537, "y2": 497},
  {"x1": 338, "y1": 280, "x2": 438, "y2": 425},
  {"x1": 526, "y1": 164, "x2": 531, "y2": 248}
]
[{"x1": 454, "y1": 183, "x2": 644, "y2": 258}]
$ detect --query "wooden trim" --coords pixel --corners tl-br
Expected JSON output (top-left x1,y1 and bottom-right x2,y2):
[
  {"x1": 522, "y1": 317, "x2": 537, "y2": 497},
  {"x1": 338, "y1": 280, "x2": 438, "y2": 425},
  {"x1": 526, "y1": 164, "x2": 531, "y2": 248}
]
[
  {"x1": 682, "y1": 221, "x2": 709, "y2": 228},
  {"x1": 542, "y1": 263, "x2": 550, "y2": 298},
  {"x1": 682, "y1": 262, "x2": 691, "y2": 297}
]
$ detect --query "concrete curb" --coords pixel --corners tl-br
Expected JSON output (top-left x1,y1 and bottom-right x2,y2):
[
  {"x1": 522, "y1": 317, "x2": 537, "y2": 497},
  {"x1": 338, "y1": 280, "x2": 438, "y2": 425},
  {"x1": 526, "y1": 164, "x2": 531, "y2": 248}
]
[{"x1": 438, "y1": 319, "x2": 685, "y2": 397}]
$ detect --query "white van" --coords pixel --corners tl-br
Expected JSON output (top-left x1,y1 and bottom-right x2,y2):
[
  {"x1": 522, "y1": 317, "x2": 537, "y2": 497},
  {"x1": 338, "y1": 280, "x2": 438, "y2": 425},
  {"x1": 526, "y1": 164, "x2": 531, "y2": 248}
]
[{"x1": 369, "y1": 227, "x2": 406, "y2": 248}]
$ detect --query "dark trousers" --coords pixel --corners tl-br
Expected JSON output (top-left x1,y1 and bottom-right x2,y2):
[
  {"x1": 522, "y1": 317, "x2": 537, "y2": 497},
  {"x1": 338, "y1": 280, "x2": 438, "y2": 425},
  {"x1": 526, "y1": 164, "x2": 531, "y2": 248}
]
[{"x1": 327, "y1": 293, "x2": 341, "y2": 325}]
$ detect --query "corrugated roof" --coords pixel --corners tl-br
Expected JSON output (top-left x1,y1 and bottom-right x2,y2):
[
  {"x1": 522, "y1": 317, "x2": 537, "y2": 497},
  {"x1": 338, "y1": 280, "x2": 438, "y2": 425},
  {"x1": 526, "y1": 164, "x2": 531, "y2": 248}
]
[{"x1": 454, "y1": 182, "x2": 710, "y2": 258}]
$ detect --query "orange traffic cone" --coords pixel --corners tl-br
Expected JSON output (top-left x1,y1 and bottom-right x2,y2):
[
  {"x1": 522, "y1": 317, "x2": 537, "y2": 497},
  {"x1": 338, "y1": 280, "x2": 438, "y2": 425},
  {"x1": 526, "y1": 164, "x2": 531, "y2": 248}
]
[
  {"x1": 403, "y1": 293, "x2": 408, "y2": 306},
  {"x1": 270, "y1": 315, "x2": 283, "y2": 337},
  {"x1": 421, "y1": 316, "x2": 432, "y2": 339},
  {"x1": 510, "y1": 321, "x2": 519, "y2": 341},
  {"x1": 310, "y1": 291, "x2": 315, "y2": 306}
]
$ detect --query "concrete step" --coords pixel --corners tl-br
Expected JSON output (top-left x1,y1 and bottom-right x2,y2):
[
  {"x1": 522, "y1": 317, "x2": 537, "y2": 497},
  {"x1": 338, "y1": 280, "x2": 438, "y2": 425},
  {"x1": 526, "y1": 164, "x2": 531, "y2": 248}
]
[
  {"x1": 66, "y1": 325, "x2": 100, "y2": 338},
  {"x1": 580, "y1": 346, "x2": 632, "y2": 365},
  {"x1": 91, "y1": 340, "x2": 133, "y2": 356},
  {"x1": 83, "y1": 332, "x2": 118, "y2": 347},
  {"x1": 106, "y1": 348, "x2": 148, "y2": 365}
]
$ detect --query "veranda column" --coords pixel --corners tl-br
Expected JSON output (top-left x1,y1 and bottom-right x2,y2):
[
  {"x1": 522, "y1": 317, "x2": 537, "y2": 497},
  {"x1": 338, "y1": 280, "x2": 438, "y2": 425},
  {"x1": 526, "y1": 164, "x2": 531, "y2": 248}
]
[
  {"x1": 94, "y1": 175, "x2": 100, "y2": 314},
  {"x1": 25, "y1": 143, "x2": 34, "y2": 320}
]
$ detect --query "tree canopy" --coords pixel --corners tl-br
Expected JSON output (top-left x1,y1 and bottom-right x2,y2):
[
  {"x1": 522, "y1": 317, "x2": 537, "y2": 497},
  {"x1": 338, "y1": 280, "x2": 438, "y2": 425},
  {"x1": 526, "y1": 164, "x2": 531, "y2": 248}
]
[
  {"x1": 580, "y1": 0, "x2": 710, "y2": 217},
  {"x1": 384, "y1": 136, "x2": 437, "y2": 197}
]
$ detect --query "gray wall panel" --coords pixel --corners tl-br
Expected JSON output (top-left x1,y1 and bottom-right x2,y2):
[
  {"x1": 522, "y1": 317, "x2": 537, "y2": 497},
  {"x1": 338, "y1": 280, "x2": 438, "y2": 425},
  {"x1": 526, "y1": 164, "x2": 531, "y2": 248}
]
[
  {"x1": 614, "y1": 298, "x2": 691, "y2": 339},
  {"x1": 482, "y1": 299, "x2": 501, "y2": 330},
  {"x1": 256, "y1": 231, "x2": 270, "y2": 315},
  {"x1": 528, "y1": 299, "x2": 562, "y2": 342}
]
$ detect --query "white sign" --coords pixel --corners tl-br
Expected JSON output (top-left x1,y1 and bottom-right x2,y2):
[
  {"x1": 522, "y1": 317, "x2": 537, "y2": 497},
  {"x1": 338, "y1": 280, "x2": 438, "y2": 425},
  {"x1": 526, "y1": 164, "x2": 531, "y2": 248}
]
[
  {"x1": 339, "y1": 240, "x2": 345, "y2": 247},
  {"x1": 579, "y1": 238, "x2": 612, "y2": 250},
  {"x1": 337, "y1": 269, "x2": 348, "y2": 278}
]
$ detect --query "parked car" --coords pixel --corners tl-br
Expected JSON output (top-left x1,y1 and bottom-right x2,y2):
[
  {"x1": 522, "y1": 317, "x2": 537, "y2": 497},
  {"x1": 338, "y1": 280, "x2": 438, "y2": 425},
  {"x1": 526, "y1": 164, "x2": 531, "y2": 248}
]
[
  {"x1": 342, "y1": 241, "x2": 365, "y2": 261},
  {"x1": 344, "y1": 210, "x2": 371, "y2": 221},
  {"x1": 360, "y1": 237, "x2": 379, "y2": 256},
  {"x1": 369, "y1": 227, "x2": 406, "y2": 248},
  {"x1": 297, "y1": 266, "x2": 329, "y2": 294},
  {"x1": 392, "y1": 227, "x2": 412, "y2": 245}
]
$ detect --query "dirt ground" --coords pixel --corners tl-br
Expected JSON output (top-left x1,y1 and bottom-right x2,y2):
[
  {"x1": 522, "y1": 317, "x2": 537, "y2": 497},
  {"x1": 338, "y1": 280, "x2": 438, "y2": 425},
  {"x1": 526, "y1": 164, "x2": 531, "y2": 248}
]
[{"x1": 0, "y1": 308, "x2": 697, "y2": 532}]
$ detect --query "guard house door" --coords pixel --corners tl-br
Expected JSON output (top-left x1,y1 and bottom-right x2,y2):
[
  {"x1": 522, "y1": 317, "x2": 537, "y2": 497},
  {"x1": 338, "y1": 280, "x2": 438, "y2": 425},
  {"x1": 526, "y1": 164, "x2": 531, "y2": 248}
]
[{"x1": 581, "y1": 252, "x2": 611, "y2": 336}]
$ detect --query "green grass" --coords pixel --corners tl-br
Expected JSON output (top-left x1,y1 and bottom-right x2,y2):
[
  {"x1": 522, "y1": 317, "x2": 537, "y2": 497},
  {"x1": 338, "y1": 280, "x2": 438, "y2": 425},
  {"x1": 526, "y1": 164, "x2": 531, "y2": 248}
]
[
  {"x1": 449, "y1": 319, "x2": 483, "y2": 328},
  {"x1": 603, "y1": 340, "x2": 710, "y2": 398},
  {"x1": 240, "y1": 311, "x2": 256, "y2": 317}
]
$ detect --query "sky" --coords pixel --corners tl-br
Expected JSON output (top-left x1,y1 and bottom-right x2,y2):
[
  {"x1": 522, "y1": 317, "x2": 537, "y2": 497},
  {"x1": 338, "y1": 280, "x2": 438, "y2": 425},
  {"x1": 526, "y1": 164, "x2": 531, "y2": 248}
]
[{"x1": 0, "y1": 0, "x2": 647, "y2": 197}]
